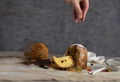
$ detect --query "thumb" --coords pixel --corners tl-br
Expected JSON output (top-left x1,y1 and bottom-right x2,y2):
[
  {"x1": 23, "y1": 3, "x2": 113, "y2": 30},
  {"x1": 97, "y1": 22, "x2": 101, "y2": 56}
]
[
  {"x1": 73, "y1": 0, "x2": 83, "y2": 20},
  {"x1": 81, "y1": 0, "x2": 89, "y2": 21}
]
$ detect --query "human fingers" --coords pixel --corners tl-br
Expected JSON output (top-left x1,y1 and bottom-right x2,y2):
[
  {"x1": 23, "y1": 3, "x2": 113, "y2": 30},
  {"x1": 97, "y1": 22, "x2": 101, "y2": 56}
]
[
  {"x1": 73, "y1": 8, "x2": 77, "y2": 22},
  {"x1": 73, "y1": 0, "x2": 83, "y2": 23},
  {"x1": 80, "y1": 0, "x2": 89, "y2": 21}
]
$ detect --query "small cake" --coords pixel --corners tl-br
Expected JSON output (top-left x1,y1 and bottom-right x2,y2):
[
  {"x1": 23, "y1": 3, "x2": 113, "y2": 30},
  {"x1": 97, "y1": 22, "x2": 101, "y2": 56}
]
[
  {"x1": 65, "y1": 44, "x2": 88, "y2": 69},
  {"x1": 24, "y1": 43, "x2": 49, "y2": 63},
  {"x1": 51, "y1": 56, "x2": 74, "y2": 69}
]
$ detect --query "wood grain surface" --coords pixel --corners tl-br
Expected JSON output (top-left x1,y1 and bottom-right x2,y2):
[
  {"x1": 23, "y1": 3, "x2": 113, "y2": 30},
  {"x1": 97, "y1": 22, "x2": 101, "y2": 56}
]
[{"x1": 0, "y1": 52, "x2": 120, "y2": 82}]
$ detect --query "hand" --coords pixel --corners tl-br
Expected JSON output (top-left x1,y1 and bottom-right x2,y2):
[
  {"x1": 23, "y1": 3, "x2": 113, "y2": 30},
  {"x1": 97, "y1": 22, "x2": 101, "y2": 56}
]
[{"x1": 65, "y1": 0, "x2": 89, "y2": 23}]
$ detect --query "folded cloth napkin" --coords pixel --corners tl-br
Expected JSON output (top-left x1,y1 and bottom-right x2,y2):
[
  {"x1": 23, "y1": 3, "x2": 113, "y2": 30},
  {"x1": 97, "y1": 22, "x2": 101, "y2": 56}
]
[{"x1": 87, "y1": 51, "x2": 105, "y2": 64}]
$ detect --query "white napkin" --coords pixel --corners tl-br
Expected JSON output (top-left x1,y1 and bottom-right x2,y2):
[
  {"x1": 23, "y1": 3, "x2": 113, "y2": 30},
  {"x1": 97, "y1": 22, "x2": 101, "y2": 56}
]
[{"x1": 87, "y1": 51, "x2": 105, "y2": 64}]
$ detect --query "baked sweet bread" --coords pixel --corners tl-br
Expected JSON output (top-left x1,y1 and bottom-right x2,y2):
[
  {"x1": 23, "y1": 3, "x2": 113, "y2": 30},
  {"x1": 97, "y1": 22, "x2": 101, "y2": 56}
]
[
  {"x1": 65, "y1": 44, "x2": 88, "y2": 69},
  {"x1": 24, "y1": 43, "x2": 49, "y2": 63},
  {"x1": 51, "y1": 56, "x2": 74, "y2": 69}
]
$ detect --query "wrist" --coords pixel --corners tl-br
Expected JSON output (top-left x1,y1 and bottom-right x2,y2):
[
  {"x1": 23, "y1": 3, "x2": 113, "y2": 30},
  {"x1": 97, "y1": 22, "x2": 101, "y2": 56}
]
[{"x1": 65, "y1": 0, "x2": 81, "y2": 4}]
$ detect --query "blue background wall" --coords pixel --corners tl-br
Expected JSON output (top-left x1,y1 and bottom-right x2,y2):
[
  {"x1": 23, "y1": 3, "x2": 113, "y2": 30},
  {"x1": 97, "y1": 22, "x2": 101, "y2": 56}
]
[{"x1": 0, "y1": 0, "x2": 120, "y2": 57}]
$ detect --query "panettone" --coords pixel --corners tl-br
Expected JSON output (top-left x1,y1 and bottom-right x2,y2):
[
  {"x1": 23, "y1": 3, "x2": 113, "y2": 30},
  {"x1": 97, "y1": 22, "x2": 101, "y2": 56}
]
[
  {"x1": 65, "y1": 44, "x2": 88, "y2": 69},
  {"x1": 51, "y1": 56, "x2": 74, "y2": 69},
  {"x1": 24, "y1": 43, "x2": 49, "y2": 63}
]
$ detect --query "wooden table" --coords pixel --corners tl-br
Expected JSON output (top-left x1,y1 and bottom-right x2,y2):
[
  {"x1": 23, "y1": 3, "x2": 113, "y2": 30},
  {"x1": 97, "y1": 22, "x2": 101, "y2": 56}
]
[{"x1": 0, "y1": 51, "x2": 120, "y2": 82}]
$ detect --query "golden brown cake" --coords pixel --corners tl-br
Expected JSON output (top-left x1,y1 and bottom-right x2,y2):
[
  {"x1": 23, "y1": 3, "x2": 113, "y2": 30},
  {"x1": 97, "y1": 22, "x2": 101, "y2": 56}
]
[
  {"x1": 65, "y1": 44, "x2": 88, "y2": 69},
  {"x1": 51, "y1": 56, "x2": 74, "y2": 69},
  {"x1": 24, "y1": 43, "x2": 49, "y2": 63}
]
